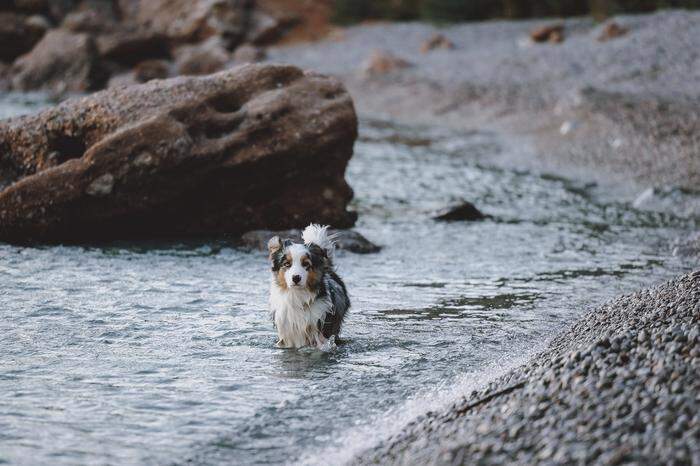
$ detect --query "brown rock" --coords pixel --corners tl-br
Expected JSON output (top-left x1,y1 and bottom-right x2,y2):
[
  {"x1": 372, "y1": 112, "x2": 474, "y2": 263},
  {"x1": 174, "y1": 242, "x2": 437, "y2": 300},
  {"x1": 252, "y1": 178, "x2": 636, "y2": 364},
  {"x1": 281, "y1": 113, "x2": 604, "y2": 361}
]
[
  {"x1": 598, "y1": 21, "x2": 628, "y2": 42},
  {"x1": 174, "y1": 37, "x2": 230, "y2": 76},
  {"x1": 96, "y1": 28, "x2": 170, "y2": 65},
  {"x1": 0, "y1": 64, "x2": 358, "y2": 243},
  {"x1": 10, "y1": 29, "x2": 106, "y2": 93},
  {"x1": 253, "y1": 0, "x2": 334, "y2": 45},
  {"x1": 233, "y1": 43, "x2": 266, "y2": 64},
  {"x1": 133, "y1": 59, "x2": 171, "y2": 82},
  {"x1": 530, "y1": 23, "x2": 564, "y2": 43},
  {"x1": 548, "y1": 29, "x2": 564, "y2": 43},
  {"x1": 0, "y1": 12, "x2": 48, "y2": 62},
  {"x1": 119, "y1": 0, "x2": 250, "y2": 47},
  {"x1": 106, "y1": 71, "x2": 138, "y2": 89},
  {"x1": 363, "y1": 50, "x2": 412, "y2": 77},
  {"x1": 420, "y1": 33, "x2": 455, "y2": 53},
  {"x1": 61, "y1": 8, "x2": 115, "y2": 33},
  {"x1": 247, "y1": 9, "x2": 298, "y2": 45}
]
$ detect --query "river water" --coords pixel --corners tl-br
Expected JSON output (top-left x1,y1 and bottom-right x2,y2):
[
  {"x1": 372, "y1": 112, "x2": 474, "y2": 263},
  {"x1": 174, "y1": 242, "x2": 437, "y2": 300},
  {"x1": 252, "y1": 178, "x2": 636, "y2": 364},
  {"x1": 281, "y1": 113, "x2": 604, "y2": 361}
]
[{"x1": 0, "y1": 94, "x2": 695, "y2": 465}]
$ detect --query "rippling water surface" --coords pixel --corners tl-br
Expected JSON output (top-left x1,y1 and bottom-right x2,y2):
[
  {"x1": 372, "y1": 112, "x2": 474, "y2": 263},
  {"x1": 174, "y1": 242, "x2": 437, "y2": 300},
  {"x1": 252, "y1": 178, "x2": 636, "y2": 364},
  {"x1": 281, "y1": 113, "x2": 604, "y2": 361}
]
[{"x1": 0, "y1": 97, "x2": 695, "y2": 465}]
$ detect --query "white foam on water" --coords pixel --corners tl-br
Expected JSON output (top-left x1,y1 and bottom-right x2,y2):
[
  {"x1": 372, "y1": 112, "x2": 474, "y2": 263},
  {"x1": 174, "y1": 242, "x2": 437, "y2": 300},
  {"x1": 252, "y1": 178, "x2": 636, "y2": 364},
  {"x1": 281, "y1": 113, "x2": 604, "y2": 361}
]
[{"x1": 296, "y1": 343, "x2": 542, "y2": 466}]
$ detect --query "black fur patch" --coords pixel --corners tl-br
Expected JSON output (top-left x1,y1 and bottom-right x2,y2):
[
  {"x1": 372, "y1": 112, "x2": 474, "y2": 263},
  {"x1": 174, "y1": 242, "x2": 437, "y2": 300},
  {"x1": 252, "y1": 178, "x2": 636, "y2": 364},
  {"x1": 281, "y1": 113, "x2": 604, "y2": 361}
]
[{"x1": 307, "y1": 243, "x2": 326, "y2": 268}]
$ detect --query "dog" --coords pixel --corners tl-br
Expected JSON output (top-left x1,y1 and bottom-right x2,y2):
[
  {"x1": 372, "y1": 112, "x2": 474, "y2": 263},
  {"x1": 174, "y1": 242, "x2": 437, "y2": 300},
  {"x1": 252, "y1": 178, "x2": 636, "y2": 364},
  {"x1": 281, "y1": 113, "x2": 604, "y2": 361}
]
[{"x1": 267, "y1": 224, "x2": 350, "y2": 349}]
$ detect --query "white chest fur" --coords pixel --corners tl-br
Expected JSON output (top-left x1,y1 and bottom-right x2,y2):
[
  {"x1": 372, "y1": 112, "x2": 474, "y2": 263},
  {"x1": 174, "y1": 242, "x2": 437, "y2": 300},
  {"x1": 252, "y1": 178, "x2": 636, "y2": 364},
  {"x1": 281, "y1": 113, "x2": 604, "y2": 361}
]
[{"x1": 269, "y1": 282, "x2": 331, "y2": 348}]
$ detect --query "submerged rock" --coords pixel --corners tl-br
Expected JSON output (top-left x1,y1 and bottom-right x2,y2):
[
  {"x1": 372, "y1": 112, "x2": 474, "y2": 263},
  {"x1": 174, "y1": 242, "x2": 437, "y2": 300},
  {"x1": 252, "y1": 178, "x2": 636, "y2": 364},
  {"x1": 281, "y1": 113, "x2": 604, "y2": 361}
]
[
  {"x1": 434, "y1": 201, "x2": 487, "y2": 221},
  {"x1": 0, "y1": 64, "x2": 358, "y2": 243},
  {"x1": 239, "y1": 229, "x2": 380, "y2": 254}
]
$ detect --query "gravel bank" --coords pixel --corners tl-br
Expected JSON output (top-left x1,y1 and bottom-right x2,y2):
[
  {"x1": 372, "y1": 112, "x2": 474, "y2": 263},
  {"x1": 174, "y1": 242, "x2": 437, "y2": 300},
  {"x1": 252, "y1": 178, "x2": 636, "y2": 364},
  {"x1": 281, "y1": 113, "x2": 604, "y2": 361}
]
[
  {"x1": 269, "y1": 10, "x2": 700, "y2": 194},
  {"x1": 353, "y1": 271, "x2": 700, "y2": 464}
]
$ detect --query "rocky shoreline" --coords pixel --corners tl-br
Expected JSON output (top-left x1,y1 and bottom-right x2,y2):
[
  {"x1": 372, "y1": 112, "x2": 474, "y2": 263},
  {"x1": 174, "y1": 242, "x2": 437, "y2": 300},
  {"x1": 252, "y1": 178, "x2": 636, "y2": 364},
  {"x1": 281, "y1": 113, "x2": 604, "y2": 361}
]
[
  {"x1": 0, "y1": 0, "x2": 337, "y2": 94},
  {"x1": 354, "y1": 271, "x2": 700, "y2": 464}
]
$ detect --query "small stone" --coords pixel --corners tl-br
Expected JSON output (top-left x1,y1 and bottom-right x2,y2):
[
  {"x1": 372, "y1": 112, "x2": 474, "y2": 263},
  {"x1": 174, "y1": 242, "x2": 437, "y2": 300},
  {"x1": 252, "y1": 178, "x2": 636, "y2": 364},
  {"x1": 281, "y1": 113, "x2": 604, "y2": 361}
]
[
  {"x1": 531, "y1": 23, "x2": 564, "y2": 43},
  {"x1": 598, "y1": 21, "x2": 629, "y2": 42},
  {"x1": 420, "y1": 33, "x2": 455, "y2": 53},
  {"x1": 434, "y1": 201, "x2": 487, "y2": 222},
  {"x1": 362, "y1": 49, "x2": 412, "y2": 76}
]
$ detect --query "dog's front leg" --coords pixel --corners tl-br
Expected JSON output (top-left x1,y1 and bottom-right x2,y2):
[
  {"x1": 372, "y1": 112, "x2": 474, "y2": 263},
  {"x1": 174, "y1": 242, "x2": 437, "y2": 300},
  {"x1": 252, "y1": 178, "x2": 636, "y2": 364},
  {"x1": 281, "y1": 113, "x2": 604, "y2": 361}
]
[{"x1": 276, "y1": 338, "x2": 290, "y2": 348}]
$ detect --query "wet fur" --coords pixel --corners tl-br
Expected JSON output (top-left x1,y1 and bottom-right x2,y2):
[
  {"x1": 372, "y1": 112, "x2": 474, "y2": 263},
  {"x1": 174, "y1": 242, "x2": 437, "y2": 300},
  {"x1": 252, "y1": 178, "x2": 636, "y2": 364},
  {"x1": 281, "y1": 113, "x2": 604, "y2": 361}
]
[{"x1": 268, "y1": 225, "x2": 350, "y2": 349}]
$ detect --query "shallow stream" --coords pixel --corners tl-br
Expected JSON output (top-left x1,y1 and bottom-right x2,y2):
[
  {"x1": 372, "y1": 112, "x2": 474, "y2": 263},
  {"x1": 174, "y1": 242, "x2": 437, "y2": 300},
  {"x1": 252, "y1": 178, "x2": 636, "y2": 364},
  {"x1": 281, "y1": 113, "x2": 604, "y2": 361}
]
[{"x1": 0, "y1": 95, "x2": 695, "y2": 465}]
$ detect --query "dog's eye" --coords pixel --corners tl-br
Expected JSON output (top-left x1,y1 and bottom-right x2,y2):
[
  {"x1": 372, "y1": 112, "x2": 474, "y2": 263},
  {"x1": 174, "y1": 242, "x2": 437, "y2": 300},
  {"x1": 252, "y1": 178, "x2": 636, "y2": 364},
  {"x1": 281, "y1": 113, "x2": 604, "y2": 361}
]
[
  {"x1": 302, "y1": 261, "x2": 311, "y2": 269},
  {"x1": 282, "y1": 261, "x2": 291, "y2": 268}
]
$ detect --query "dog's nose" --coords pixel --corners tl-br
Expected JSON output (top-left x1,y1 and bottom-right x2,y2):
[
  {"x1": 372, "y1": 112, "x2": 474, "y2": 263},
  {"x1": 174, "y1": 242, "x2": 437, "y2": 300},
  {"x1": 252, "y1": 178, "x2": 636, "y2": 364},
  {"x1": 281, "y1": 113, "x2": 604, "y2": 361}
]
[{"x1": 292, "y1": 274, "x2": 302, "y2": 284}]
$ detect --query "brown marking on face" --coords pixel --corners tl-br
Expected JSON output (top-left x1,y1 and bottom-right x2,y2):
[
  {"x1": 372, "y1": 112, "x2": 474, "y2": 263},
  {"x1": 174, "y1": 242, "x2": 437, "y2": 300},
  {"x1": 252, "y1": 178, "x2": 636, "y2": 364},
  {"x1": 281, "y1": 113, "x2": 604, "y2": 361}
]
[
  {"x1": 275, "y1": 252, "x2": 293, "y2": 289},
  {"x1": 275, "y1": 268, "x2": 287, "y2": 289}
]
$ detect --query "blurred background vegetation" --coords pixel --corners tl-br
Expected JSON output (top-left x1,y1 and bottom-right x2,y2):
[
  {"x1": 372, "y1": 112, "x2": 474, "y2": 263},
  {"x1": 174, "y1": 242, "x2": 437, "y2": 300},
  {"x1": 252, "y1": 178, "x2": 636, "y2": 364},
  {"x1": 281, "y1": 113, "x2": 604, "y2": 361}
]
[{"x1": 332, "y1": 0, "x2": 700, "y2": 24}]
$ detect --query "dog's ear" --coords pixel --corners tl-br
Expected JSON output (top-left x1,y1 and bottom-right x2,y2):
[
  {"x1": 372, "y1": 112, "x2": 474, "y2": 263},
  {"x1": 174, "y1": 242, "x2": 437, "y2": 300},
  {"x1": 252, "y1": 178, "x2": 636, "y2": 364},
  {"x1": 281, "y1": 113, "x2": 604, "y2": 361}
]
[
  {"x1": 267, "y1": 236, "x2": 282, "y2": 259},
  {"x1": 308, "y1": 243, "x2": 328, "y2": 267}
]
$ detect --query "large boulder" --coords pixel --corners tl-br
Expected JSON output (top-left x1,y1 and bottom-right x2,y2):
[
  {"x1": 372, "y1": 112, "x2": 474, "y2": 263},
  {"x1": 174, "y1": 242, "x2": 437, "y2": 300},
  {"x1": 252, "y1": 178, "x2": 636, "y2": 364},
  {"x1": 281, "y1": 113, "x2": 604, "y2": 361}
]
[
  {"x1": 10, "y1": 29, "x2": 106, "y2": 93},
  {"x1": 0, "y1": 64, "x2": 358, "y2": 243}
]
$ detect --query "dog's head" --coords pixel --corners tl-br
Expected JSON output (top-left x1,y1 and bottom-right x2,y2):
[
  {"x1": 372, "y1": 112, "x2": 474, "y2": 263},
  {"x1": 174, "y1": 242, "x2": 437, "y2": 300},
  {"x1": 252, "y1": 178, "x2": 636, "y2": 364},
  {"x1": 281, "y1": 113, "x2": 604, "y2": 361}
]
[{"x1": 268, "y1": 236, "x2": 328, "y2": 291}]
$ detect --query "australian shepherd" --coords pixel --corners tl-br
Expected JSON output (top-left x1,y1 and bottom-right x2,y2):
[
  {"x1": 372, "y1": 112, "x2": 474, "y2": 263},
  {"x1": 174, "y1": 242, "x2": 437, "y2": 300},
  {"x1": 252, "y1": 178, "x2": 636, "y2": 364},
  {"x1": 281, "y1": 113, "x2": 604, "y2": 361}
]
[{"x1": 267, "y1": 224, "x2": 350, "y2": 349}]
